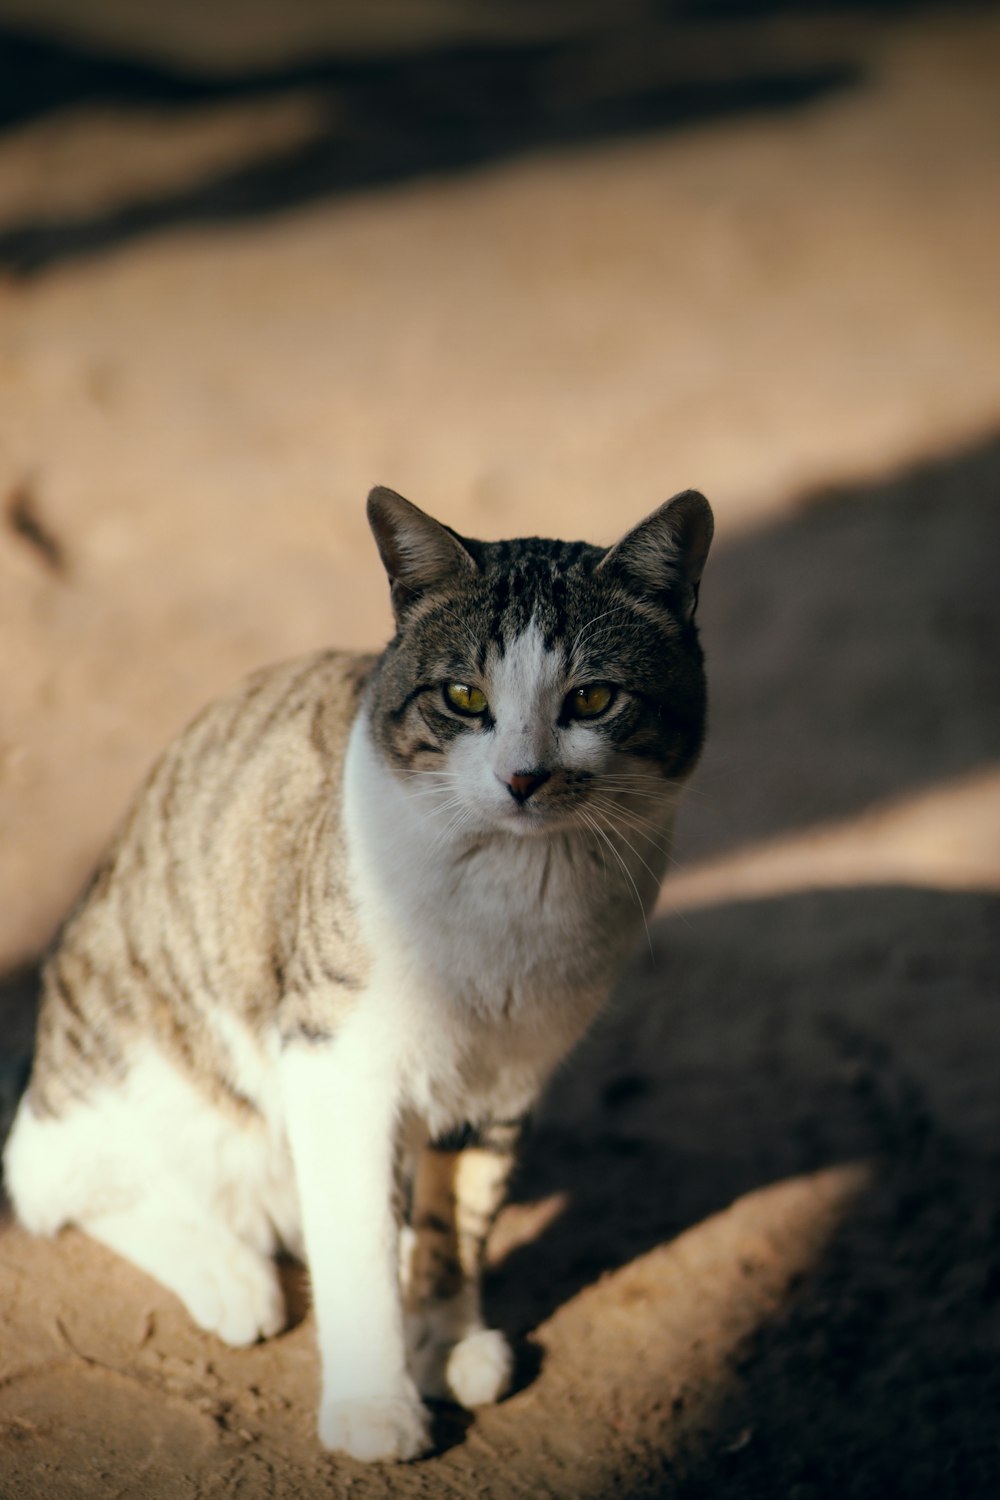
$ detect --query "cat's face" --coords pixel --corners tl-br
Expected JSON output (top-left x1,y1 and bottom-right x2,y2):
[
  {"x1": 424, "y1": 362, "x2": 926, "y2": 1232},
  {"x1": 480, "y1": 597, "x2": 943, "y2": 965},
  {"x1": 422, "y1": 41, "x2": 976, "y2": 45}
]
[{"x1": 366, "y1": 489, "x2": 713, "y2": 839}]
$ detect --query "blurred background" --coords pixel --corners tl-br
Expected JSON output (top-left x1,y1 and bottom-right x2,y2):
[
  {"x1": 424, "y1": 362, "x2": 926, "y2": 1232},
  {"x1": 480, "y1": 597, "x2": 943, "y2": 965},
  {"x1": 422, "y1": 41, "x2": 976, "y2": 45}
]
[{"x1": 0, "y1": 2, "x2": 998, "y2": 1496}]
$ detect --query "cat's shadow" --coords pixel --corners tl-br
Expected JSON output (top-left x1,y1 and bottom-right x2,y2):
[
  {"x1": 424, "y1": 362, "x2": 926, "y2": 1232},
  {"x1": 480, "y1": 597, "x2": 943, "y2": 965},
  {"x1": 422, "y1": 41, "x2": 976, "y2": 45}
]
[{"x1": 485, "y1": 880, "x2": 998, "y2": 1338}]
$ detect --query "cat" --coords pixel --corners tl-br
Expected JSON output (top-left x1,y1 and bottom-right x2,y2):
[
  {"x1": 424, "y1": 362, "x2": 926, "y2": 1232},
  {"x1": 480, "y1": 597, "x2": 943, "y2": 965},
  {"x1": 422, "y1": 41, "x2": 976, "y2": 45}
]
[{"x1": 3, "y1": 485, "x2": 713, "y2": 1463}]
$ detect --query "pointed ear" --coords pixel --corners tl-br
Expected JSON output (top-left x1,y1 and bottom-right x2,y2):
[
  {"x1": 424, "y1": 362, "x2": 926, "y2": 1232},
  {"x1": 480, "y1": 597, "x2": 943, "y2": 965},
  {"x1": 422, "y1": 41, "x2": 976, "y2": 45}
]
[
  {"x1": 599, "y1": 489, "x2": 714, "y2": 621},
  {"x1": 366, "y1": 486, "x2": 477, "y2": 615}
]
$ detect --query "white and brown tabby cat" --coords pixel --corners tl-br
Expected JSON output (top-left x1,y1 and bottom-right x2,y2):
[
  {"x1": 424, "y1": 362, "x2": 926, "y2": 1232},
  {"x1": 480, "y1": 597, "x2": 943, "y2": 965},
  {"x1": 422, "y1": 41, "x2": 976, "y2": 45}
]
[{"x1": 4, "y1": 486, "x2": 713, "y2": 1462}]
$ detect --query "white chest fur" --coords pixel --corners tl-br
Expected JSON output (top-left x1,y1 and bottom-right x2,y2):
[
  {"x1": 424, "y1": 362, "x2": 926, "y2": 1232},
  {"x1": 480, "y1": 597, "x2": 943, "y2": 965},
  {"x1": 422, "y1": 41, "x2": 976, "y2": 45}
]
[{"x1": 342, "y1": 711, "x2": 670, "y2": 1132}]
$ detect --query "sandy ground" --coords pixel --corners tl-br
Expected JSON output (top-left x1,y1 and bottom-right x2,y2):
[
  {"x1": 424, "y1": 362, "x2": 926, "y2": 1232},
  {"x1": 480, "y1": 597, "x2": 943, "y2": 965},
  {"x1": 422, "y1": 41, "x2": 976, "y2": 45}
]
[{"x1": 0, "y1": 3, "x2": 998, "y2": 1496}]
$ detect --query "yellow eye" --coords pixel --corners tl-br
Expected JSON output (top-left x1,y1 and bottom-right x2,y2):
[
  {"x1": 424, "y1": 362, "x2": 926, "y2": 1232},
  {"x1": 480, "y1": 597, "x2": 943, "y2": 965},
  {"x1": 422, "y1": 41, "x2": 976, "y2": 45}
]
[
  {"x1": 568, "y1": 683, "x2": 615, "y2": 719},
  {"x1": 445, "y1": 682, "x2": 488, "y2": 716}
]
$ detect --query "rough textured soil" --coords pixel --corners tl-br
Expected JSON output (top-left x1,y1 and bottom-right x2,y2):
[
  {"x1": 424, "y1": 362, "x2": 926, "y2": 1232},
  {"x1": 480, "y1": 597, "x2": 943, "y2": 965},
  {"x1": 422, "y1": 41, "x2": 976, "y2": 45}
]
[{"x1": 1, "y1": 4, "x2": 999, "y2": 1496}]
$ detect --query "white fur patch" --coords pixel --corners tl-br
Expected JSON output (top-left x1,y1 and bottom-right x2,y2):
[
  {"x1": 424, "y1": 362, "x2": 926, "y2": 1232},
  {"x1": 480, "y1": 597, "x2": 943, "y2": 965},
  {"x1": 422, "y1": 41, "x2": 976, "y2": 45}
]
[
  {"x1": 4, "y1": 1046, "x2": 297, "y2": 1342},
  {"x1": 446, "y1": 1327, "x2": 513, "y2": 1408},
  {"x1": 342, "y1": 614, "x2": 679, "y2": 1129},
  {"x1": 4, "y1": 1046, "x2": 299, "y2": 1257}
]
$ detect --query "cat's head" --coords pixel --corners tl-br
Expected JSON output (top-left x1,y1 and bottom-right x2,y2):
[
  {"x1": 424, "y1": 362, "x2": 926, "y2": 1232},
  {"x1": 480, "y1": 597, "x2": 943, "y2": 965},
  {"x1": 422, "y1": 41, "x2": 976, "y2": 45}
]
[{"x1": 365, "y1": 487, "x2": 713, "y2": 837}]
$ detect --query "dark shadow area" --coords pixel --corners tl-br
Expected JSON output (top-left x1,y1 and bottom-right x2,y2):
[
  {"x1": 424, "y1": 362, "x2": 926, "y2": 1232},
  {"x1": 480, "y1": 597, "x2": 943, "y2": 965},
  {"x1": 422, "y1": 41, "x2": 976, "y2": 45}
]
[
  {"x1": 0, "y1": 966, "x2": 40, "y2": 1157},
  {"x1": 0, "y1": 962, "x2": 39, "y2": 1059},
  {"x1": 675, "y1": 432, "x2": 1000, "y2": 863},
  {"x1": 275, "y1": 1253, "x2": 312, "y2": 1332},
  {"x1": 491, "y1": 882, "x2": 999, "y2": 1320},
  {"x1": 491, "y1": 881, "x2": 999, "y2": 1497},
  {"x1": 0, "y1": 0, "x2": 912, "y2": 276},
  {"x1": 672, "y1": 1151, "x2": 1000, "y2": 1498}
]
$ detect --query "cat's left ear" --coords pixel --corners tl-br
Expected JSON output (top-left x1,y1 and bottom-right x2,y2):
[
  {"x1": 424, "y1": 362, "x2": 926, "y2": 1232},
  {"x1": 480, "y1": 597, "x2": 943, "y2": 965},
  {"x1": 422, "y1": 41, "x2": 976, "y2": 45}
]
[
  {"x1": 367, "y1": 486, "x2": 478, "y2": 616},
  {"x1": 600, "y1": 490, "x2": 714, "y2": 622}
]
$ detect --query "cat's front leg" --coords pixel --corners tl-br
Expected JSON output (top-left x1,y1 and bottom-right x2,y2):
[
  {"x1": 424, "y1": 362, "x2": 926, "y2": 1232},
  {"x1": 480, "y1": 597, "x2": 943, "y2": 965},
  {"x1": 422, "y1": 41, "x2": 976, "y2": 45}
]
[
  {"x1": 280, "y1": 1008, "x2": 430, "y2": 1464},
  {"x1": 405, "y1": 1118, "x2": 522, "y2": 1410}
]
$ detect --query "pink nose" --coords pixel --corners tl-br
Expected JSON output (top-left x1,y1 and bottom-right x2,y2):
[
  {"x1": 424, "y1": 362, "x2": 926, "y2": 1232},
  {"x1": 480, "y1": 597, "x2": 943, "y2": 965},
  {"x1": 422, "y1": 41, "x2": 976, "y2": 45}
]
[{"x1": 506, "y1": 769, "x2": 550, "y2": 803}]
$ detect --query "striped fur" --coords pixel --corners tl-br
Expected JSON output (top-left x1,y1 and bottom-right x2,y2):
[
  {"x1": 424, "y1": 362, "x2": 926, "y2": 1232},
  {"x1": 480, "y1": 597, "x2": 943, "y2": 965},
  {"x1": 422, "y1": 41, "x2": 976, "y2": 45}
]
[{"x1": 4, "y1": 486, "x2": 712, "y2": 1462}]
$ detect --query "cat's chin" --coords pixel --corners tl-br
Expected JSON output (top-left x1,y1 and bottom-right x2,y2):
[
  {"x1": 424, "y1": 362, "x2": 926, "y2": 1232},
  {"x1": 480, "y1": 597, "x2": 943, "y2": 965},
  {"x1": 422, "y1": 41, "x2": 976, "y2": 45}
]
[{"x1": 495, "y1": 803, "x2": 570, "y2": 837}]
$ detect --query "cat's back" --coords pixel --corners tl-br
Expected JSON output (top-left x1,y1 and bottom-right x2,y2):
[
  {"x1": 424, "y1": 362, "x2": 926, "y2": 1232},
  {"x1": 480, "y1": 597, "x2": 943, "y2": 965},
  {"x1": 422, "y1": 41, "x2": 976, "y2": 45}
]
[
  {"x1": 91, "y1": 647, "x2": 374, "y2": 913},
  {"x1": 29, "y1": 649, "x2": 375, "y2": 1115}
]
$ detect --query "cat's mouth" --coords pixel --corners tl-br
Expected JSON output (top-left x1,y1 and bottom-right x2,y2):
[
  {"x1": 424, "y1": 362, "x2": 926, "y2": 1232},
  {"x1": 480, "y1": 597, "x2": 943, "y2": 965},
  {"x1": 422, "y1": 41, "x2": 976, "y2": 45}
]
[{"x1": 497, "y1": 794, "x2": 578, "y2": 836}]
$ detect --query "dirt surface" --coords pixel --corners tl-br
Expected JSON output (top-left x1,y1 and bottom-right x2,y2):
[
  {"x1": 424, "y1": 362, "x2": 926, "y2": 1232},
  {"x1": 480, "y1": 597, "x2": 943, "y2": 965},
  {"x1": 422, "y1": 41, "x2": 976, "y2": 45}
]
[{"x1": 1, "y1": 3, "x2": 999, "y2": 1496}]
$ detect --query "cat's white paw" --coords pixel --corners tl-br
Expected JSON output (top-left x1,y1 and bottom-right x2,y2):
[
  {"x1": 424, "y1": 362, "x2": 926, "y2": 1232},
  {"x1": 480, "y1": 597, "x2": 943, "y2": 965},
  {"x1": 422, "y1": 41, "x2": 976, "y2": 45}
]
[
  {"x1": 83, "y1": 1204, "x2": 287, "y2": 1348},
  {"x1": 445, "y1": 1327, "x2": 513, "y2": 1409},
  {"x1": 181, "y1": 1244, "x2": 285, "y2": 1347},
  {"x1": 319, "y1": 1391, "x2": 431, "y2": 1463}
]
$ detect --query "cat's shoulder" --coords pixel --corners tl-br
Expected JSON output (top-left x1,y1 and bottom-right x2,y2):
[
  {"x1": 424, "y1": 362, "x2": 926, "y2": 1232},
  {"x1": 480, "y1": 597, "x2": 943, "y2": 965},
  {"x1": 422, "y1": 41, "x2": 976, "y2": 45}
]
[
  {"x1": 104, "y1": 648, "x2": 380, "y2": 863},
  {"x1": 176, "y1": 647, "x2": 379, "y2": 763},
  {"x1": 224, "y1": 647, "x2": 377, "y2": 723}
]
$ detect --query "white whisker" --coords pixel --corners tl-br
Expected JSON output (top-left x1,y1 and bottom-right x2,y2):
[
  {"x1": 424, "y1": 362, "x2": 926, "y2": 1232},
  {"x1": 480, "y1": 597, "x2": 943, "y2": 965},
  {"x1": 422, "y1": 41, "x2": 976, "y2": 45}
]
[
  {"x1": 586, "y1": 802, "x2": 665, "y2": 889},
  {"x1": 577, "y1": 807, "x2": 653, "y2": 956},
  {"x1": 571, "y1": 807, "x2": 608, "y2": 880}
]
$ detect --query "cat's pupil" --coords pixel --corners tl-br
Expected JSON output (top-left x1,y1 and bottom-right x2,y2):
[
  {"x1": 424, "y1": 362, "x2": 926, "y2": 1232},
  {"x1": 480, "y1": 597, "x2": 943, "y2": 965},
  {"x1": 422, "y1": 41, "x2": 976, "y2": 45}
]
[
  {"x1": 571, "y1": 684, "x2": 613, "y2": 718},
  {"x1": 445, "y1": 682, "x2": 488, "y2": 715}
]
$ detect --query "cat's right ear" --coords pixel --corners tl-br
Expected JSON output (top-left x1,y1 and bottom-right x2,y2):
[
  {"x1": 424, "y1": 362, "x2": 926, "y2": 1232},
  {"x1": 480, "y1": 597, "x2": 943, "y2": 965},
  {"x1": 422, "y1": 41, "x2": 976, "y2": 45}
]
[{"x1": 366, "y1": 487, "x2": 477, "y2": 616}]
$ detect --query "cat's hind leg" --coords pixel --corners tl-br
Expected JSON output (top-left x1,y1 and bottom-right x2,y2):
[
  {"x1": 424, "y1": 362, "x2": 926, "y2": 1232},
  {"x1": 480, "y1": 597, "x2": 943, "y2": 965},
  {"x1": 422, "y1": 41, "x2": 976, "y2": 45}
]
[
  {"x1": 404, "y1": 1119, "x2": 520, "y2": 1410},
  {"x1": 4, "y1": 1054, "x2": 286, "y2": 1348},
  {"x1": 83, "y1": 1200, "x2": 285, "y2": 1347}
]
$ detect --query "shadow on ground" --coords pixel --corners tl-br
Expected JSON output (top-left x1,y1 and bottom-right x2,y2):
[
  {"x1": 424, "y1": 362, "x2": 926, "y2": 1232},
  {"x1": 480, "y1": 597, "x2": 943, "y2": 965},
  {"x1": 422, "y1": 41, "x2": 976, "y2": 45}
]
[
  {"x1": 0, "y1": 0, "x2": 942, "y2": 275},
  {"x1": 495, "y1": 882, "x2": 999, "y2": 1497},
  {"x1": 681, "y1": 431, "x2": 1000, "y2": 860}
]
